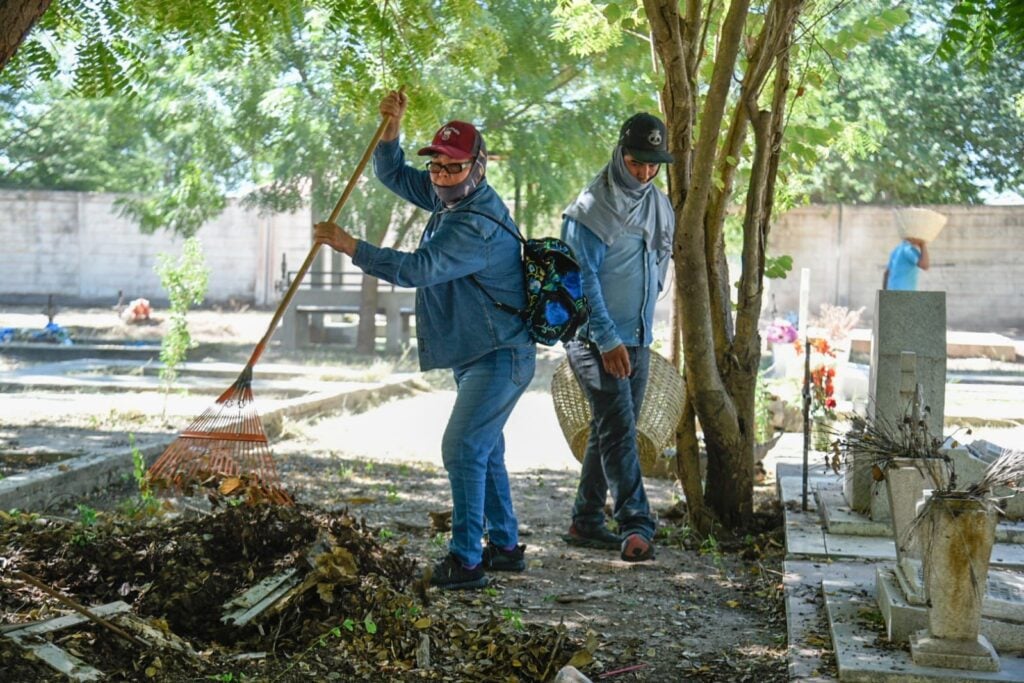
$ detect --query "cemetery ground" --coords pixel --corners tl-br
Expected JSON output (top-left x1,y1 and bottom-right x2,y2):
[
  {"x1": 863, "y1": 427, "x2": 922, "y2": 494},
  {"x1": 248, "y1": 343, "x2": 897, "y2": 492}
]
[{"x1": 1, "y1": 306, "x2": 1023, "y2": 681}]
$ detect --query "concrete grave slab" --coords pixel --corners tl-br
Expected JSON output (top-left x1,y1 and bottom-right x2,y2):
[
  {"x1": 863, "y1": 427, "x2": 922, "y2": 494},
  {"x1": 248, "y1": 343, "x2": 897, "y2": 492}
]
[
  {"x1": 910, "y1": 632, "x2": 1000, "y2": 673},
  {"x1": 823, "y1": 578, "x2": 1024, "y2": 682},
  {"x1": 779, "y1": 463, "x2": 1024, "y2": 568},
  {"x1": 868, "y1": 290, "x2": 947, "y2": 437},
  {"x1": 845, "y1": 291, "x2": 947, "y2": 517},
  {"x1": 850, "y1": 330, "x2": 1018, "y2": 363},
  {"x1": 816, "y1": 472, "x2": 1024, "y2": 544},
  {"x1": 876, "y1": 566, "x2": 1024, "y2": 650}
]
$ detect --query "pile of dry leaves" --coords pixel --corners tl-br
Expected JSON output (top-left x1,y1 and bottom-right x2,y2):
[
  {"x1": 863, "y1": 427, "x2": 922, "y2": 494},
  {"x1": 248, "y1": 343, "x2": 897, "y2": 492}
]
[{"x1": 0, "y1": 504, "x2": 585, "y2": 681}]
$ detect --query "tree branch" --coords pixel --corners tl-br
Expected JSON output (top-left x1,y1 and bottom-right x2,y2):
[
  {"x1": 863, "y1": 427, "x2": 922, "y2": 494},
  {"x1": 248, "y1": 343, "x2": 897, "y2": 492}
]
[
  {"x1": 673, "y1": 0, "x2": 751, "y2": 435},
  {"x1": 735, "y1": 3, "x2": 801, "y2": 358},
  {"x1": 0, "y1": 0, "x2": 52, "y2": 74}
]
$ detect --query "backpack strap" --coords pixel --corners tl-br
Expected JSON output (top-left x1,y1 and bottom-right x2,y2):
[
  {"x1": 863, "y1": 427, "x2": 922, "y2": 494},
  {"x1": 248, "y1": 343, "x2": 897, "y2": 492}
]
[
  {"x1": 436, "y1": 207, "x2": 525, "y2": 317},
  {"x1": 447, "y1": 207, "x2": 527, "y2": 245}
]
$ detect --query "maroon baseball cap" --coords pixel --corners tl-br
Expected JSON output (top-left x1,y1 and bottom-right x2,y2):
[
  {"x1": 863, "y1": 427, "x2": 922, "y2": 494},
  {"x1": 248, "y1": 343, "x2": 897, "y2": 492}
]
[{"x1": 416, "y1": 120, "x2": 481, "y2": 159}]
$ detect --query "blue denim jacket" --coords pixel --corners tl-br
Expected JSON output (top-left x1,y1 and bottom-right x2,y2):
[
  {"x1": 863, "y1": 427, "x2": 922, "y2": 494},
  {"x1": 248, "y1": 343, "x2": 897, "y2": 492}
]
[
  {"x1": 561, "y1": 216, "x2": 669, "y2": 353},
  {"x1": 352, "y1": 139, "x2": 531, "y2": 370}
]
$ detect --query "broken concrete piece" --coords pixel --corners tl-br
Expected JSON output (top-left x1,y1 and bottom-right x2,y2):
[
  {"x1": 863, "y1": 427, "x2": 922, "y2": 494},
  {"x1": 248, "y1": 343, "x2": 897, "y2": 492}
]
[
  {"x1": 553, "y1": 665, "x2": 593, "y2": 682},
  {"x1": 415, "y1": 633, "x2": 430, "y2": 669},
  {"x1": 554, "y1": 589, "x2": 616, "y2": 604}
]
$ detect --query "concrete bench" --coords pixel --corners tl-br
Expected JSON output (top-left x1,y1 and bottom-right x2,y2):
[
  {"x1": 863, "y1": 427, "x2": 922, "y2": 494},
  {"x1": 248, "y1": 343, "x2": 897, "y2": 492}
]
[{"x1": 279, "y1": 290, "x2": 415, "y2": 352}]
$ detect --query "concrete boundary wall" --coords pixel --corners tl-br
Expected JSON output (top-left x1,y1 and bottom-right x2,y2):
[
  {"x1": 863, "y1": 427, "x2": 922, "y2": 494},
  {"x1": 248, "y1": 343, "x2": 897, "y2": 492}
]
[
  {"x1": 766, "y1": 204, "x2": 1024, "y2": 331},
  {"x1": 0, "y1": 189, "x2": 312, "y2": 306},
  {"x1": 2, "y1": 194, "x2": 1021, "y2": 330}
]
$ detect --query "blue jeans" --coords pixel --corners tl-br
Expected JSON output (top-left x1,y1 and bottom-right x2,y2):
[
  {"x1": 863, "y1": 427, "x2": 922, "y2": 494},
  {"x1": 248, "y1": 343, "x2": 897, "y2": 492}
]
[
  {"x1": 443, "y1": 345, "x2": 536, "y2": 566},
  {"x1": 566, "y1": 340, "x2": 655, "y2": 540}
]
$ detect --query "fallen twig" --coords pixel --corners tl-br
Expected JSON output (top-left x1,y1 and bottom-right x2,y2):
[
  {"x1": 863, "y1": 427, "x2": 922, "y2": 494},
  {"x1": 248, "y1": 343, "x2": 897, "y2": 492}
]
[
  {"x1": 540, "y1": 629, "x2": 566, "y2": 682},
  {"x1": 597, "y1": 662, "x2": 649, "y2": 678},
  {"x1": 10, "y1": 570, "x2": 148, "y2": 648}
]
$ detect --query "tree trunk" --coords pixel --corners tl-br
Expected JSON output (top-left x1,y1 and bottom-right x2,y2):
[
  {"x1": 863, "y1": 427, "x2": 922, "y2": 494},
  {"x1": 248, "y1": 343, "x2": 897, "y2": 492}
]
[
  {"x1": 645, "y1": 0, "x2": 806, "y2": 530},
  {"x1": 356, "y1": 273, "x2": 380, "y2": 354},
  {"x1": 0, "y1": 0, "x2": 51, "y2": 74},
  {"x1": 660, "y1": 0, "x2": 751, "y2": 529}
]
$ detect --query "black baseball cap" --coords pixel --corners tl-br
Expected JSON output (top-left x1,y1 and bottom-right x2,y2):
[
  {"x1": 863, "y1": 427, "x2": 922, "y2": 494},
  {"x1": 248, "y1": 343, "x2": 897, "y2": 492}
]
[{"x1": 618, "y1": 112, "x2": 675, "y2": 163}]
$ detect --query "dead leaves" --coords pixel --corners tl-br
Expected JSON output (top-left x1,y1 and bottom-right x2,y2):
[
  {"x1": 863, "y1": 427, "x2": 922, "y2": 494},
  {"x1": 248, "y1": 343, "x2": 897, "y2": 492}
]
[
  {"x1": 566, "y1": 630, "x2": 599, "y2": 669},
  {"x1": 427, "y1": 509, "x2": 452, "y2": 533},
  {"x1": 217, "y1": 476, "x2": 244, "y2": 496},
  {"x1": 311, "y1": 546, "x2": 359, "y2": 604}
]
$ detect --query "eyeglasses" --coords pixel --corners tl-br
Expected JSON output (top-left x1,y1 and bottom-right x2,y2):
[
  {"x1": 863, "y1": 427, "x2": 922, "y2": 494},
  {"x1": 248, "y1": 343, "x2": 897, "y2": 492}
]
[{"x1": 425, "y1": 160, "x2": 473, "y2": 174}]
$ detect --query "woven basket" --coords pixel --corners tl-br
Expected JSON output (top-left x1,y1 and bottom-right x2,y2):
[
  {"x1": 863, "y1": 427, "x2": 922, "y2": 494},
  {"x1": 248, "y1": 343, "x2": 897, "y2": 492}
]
[
  {"x1": 894, "y1": 207, "x2": 946, "y2": 243},
  {"x1": 551, "y1": 351, "x2": 684, "y2": 479}
]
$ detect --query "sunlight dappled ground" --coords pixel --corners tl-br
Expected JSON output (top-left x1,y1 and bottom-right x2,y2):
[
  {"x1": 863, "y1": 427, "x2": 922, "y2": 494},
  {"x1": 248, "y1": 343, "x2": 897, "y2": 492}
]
[{"x1": 277, "y1": 390, "x2": 580, "y2": 474}]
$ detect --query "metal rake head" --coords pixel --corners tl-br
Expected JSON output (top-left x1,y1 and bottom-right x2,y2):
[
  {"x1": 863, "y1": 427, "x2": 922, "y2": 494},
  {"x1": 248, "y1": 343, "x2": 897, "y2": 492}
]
[{"x1": 147, "y1": 367, "x2": 293, "y2": 505}]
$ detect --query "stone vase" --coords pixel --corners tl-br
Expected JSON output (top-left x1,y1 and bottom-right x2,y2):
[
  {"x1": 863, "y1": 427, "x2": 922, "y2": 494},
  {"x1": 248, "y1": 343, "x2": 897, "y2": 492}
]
[
  {"x1": 910, "y1": 493, "x2": 999, "y2": 671},
  {"x1": 882, "y1": 457, "x2": 947, "y2": 603}
]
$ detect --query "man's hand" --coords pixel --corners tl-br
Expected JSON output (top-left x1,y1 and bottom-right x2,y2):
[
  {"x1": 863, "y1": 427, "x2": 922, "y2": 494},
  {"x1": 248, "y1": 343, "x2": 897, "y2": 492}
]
[
  {"x1": 601, "y1": 344, "x2": 631, "y2": 379},
  {"x1": 313, "y1": 222, "x2": 357, "y2": 257},
  {"x1": 379, "y1": 90, "x2": 408, "y2": 142}
]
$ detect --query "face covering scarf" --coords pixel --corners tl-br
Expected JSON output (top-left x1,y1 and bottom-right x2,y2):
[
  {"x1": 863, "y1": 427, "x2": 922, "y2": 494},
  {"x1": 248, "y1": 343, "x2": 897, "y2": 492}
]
[
  {"x1": 562, "y1": 145, "x2": 673, "y2": 250},
  {"x1": 432, "y1": 137, "x2": 488, "y2": 205}
]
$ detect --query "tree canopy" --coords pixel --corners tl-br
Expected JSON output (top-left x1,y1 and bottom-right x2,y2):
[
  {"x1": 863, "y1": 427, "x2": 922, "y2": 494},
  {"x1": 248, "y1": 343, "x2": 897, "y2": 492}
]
[
  {"x1": 2, "y1": 0, "x2": 657, "y2": 238},
  {"x1": 938, "y1": 0, "x2": 1024, "y2": 65},
  {"x1": 799, "y1": 0, "x2": 1024, "y2": 204}
]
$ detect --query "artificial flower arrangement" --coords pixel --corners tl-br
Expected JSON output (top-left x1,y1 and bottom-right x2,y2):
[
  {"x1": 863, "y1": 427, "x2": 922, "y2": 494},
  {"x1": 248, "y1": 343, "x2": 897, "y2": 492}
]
[
  {"x1": 765, "y1": 318, "x2": 798, "y2": 344},
  {"x1": 795, "y1": 337, "x2": 838, "y2": 420}
]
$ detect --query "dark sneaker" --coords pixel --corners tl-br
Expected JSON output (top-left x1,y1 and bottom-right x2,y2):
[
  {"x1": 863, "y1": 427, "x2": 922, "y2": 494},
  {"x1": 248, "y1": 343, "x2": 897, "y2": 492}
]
[
  {"x1": 482, "y1": 543, "x2": 526, "y2": 572},
  {"x1": 562, "y1": 523, "x2": 621, "y2": 550},
  {"x1": 620, "y1": 533, "x2": 655, "y2": 562},
  {"x1": 429, "y1": 553, "x2": 488, "y2": 590}
]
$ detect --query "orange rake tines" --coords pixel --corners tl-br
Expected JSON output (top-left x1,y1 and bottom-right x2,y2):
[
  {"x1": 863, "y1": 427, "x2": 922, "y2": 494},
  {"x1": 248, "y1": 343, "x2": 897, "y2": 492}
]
[
  {"x1": 147, "y1": 103, "x2": 400, "y2": 505},
  {"x1": 147, "y1": 365, "x2": 293, "y2": 505}
]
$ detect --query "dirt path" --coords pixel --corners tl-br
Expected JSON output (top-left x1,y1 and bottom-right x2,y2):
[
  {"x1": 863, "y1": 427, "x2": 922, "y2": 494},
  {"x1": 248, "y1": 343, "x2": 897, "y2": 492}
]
[
  {"x1": 1, "y1": 391, "x2": 792, "y2": 682},
  {"x1": 278, "y1": 444, "x2": 789, "y2": 682}
]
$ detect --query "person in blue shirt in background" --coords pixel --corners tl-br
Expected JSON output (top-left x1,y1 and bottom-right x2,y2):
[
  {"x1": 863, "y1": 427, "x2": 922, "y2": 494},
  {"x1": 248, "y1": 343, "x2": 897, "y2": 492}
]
[
  {"x1": 883, "y1": 237, "x2": 930, "y2": 290},
  {"x1": 559, "y1": 112, "x2": 675, "y2": 563},
  {"x1": 314, "y1": 90, "x2": 535, "y2": 590}
]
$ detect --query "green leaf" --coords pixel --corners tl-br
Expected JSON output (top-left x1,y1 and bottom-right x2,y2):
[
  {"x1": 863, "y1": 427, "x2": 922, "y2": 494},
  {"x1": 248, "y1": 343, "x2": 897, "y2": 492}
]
[
  {"x1": 603, "y1": 2, "x2": 622, "y2": 24},
  {"x1": 948, "y1": 18, "x2": 972, "y2": 33},
  {"x1": 879, "y1": 8, "x2": 910, "y2": 26},
  {"x1": 765, "y1": 254, "x2": 793, "y2": 280}
]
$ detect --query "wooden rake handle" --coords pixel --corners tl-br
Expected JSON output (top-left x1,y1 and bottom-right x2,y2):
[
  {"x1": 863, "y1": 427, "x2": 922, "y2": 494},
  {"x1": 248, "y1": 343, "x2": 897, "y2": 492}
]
[{"x1": 247, "y1": 95, "x2": 403, "y2": 367}]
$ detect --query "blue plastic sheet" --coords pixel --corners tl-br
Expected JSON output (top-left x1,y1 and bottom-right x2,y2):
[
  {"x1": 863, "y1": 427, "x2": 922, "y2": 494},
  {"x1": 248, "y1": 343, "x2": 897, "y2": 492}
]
[{"x1": 30, "y1": 322, "x2": 74, "y2": 345}]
